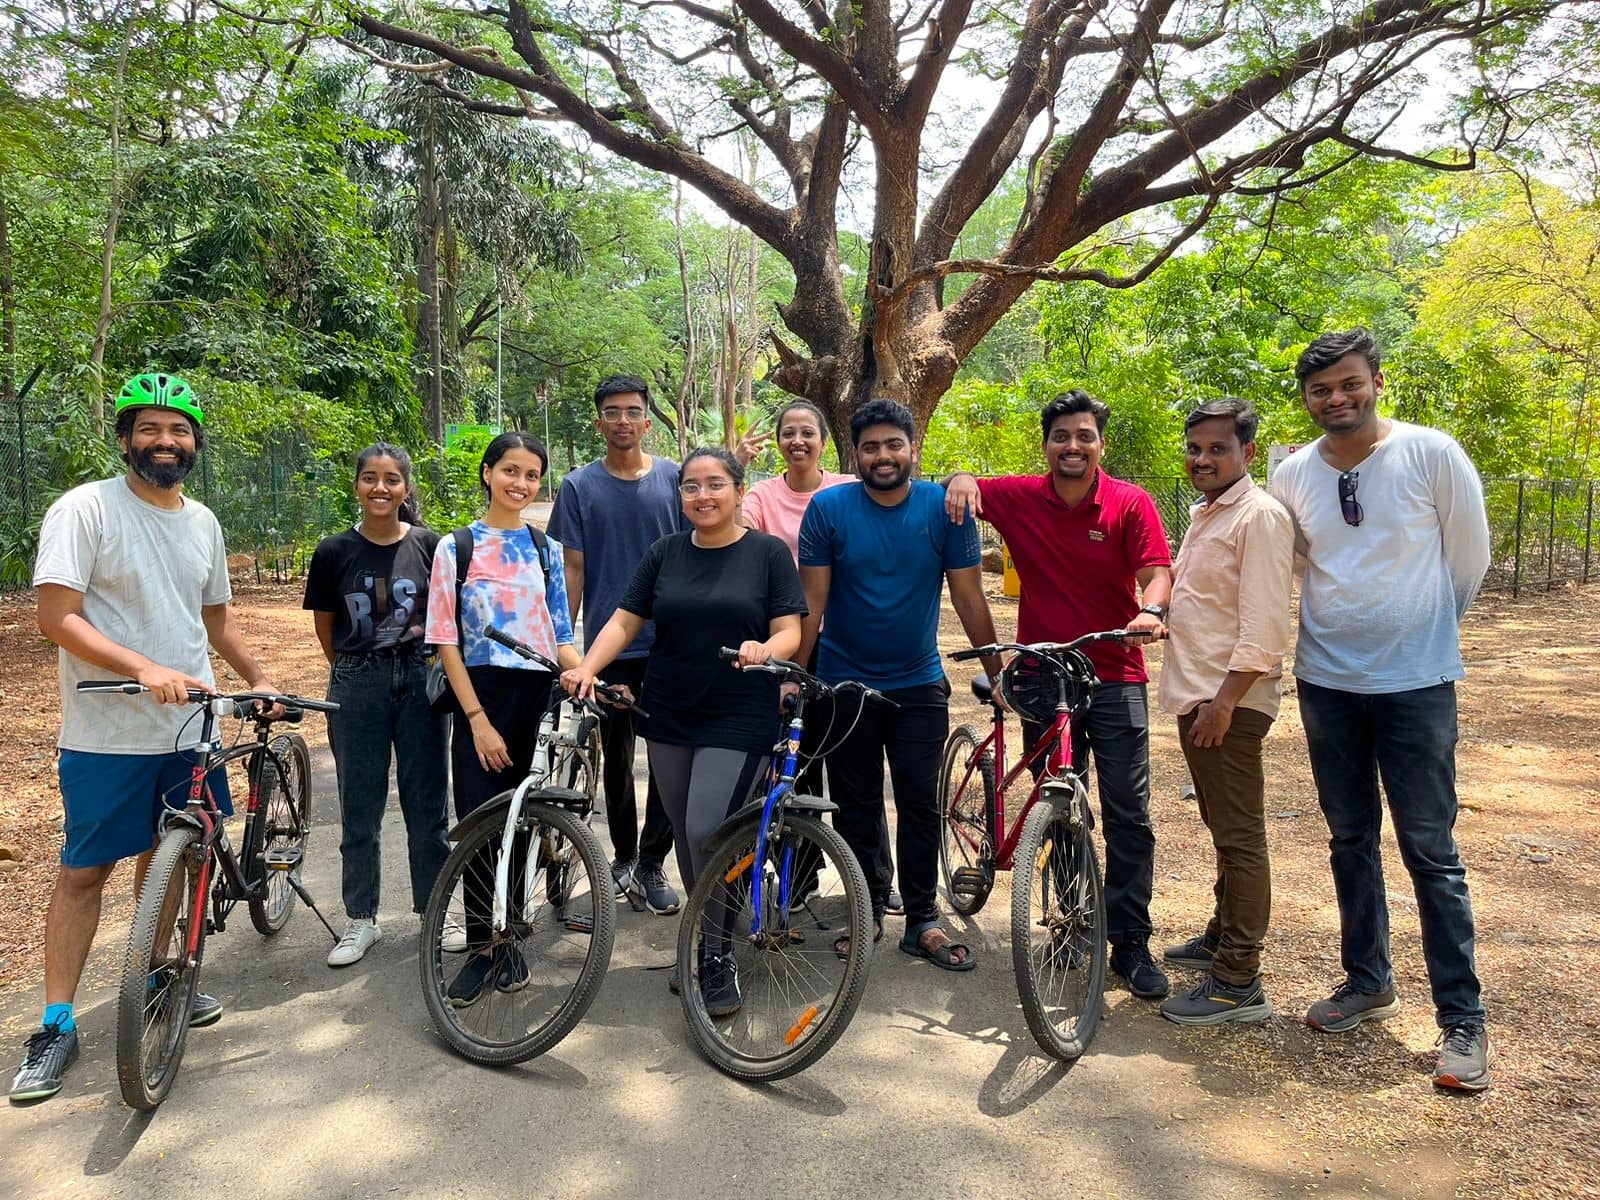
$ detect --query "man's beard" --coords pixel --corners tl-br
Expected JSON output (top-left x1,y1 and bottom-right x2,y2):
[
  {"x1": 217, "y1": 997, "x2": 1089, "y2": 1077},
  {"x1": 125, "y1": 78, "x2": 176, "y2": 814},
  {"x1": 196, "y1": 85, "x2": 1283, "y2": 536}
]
[
  {"x1": 861, "y1": 461, "x2": 910, "y2": 491},
  {"x1": 129, "y1": 444, "x2": 197, "y2": 488}
]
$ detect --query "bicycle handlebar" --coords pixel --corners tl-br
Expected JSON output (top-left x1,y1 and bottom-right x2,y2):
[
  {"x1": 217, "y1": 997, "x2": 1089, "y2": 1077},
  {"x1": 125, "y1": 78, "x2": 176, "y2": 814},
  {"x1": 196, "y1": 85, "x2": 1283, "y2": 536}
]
[
  {"x1": 717, "y1": 647, "x2": 898, "y2": 708},
  {"x1": 949, "y1": 629, "x2": 1155, "y2": 662},
  {"x1": 75, "y1": 681, "x2": 339, "y2": 717},
  {"x1": 485, "y1": 625, "x2": 649, "y2": 720}
]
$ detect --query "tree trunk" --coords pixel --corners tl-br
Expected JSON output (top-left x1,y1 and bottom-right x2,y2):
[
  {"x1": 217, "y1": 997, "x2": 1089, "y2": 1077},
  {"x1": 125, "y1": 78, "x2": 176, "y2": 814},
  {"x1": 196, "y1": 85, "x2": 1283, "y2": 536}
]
[
  {"x1": 88, "y1": 22, "x2": 135, "y2": 433},
  {"x1": 416, "y1": 108, "x2": 444, "y2": 443},
  {"x1": 440, "y1": 184, "x2": 462, "y2": 423},
  {"x1": 0, "y1": 180, "x2": 15, "y2": 408},
  {"x1": 672, "y1": 182, "x2": 694, "y2": 460}
]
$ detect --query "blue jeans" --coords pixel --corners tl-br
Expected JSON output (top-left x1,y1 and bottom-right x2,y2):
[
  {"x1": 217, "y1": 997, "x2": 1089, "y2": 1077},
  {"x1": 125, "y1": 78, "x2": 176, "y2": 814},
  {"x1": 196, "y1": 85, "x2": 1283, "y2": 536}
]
[
  {"x1": 1298, "y1": 680, "x2": 1484, "y2": 1027},
  {"x1": 327, "y1": 649, "x2": 451, "y2": 921}
]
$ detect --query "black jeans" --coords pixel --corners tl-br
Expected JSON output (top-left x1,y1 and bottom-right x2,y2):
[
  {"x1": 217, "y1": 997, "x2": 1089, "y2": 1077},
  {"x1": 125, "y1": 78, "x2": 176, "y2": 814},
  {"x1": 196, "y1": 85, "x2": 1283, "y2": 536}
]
[
  {"x1": 1298, "y1": 680, "x2": 1484, "y2": 1027},
  {"x1": 327, "y1": 648, "x2": 450, "y2": 920},
  {"x1": 1024, "y1": 680, "x2": 1155, "y2": 945},
  {"x1": 824, "y1": 679, "x2": 949, "y2": 932},
  {"x1": 450, "y1": 665, "x2": 554, "y2": 946},
  {"x1": 597, "y1": 656, "x2": 674, "y2": 870}
]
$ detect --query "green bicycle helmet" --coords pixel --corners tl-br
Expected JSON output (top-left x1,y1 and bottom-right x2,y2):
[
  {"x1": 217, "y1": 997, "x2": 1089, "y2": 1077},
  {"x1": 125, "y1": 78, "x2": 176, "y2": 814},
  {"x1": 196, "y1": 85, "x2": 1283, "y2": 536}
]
[{"x1": 115, "y1": 372, "x2": 204, "y2": 427}]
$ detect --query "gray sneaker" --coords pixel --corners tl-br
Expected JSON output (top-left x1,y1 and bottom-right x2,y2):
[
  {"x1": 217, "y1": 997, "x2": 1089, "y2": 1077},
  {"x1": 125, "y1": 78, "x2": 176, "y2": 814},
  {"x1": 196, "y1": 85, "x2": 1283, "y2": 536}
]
[
  {"x1": 612, "y1": 858, "x2": 646, "y2": 912},
  {"x1": 1160, "y1": 974, "x2": 1272, "y2": 1026},
  {"x1": 1305, "y1": 981, "x2": 1401, "y2": 1032},
  {"x1": 10, "y1": 1020, "x2": 78, "y2": 1103},
  {"x1": 635, "y1": 863, "x2": 680, "y2": 915},
  {"x1": 1434, "y1": 1021, "x2": 1491, "y2": 1091},
  {"x1": 1162, "y1": 933, "x2": 1217, "y2": 971}
]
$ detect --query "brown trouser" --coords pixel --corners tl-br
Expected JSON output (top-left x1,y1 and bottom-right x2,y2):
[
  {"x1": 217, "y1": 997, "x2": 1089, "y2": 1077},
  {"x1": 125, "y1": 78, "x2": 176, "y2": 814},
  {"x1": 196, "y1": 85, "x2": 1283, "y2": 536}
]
[{"x1": 1176, "y1": 706, "x2": 1274, "y2": 985}]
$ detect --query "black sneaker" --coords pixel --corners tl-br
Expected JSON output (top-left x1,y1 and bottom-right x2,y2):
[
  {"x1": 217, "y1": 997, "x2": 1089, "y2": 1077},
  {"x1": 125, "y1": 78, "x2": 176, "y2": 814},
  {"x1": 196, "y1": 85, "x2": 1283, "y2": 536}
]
[
  {"x1": 495, "y1": 946, "x2": 530, "y2": 994},
  {"x1": 446, "y1": 952, "x2": 496, "y2": 1007},
  {"x1": 612, "y1": 858, "x2": 646, "y2": 912},
  {"x1": 635, "y1": 863, "x2": 680, "y2": 915},
  {"x1": 189, "y1": 992, "x2": 224, "y2": 1028},
  {"x1": 1162, "y1": 933, "x2": 1217, "y2": 972},
  {"x1": 10, "y1": 1019, "x2": 78, "y2": 1103},
  {"x1": 1111, "y1": 940, "x2": 1171, "y2": 999},
  {"x1": 702, "y1": 954, "x2": 742, "y2": 1018},
  {"x1": 885, "y1": 888, "x2": 905, "y2": 916},
  {"x1": 1305, "y1": 981, "x2": 1401, "y2": 1033},
  {"x1": 1160, "y1": 973, "x2": 1272, "y2": 1026}
]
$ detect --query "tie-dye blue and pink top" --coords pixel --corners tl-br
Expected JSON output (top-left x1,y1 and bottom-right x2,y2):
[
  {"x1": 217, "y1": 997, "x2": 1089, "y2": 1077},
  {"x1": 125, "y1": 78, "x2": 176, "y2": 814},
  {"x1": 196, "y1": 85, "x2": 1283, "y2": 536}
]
[{"x1": 425, "y1": 522, "x2": 574, "y2": 670}]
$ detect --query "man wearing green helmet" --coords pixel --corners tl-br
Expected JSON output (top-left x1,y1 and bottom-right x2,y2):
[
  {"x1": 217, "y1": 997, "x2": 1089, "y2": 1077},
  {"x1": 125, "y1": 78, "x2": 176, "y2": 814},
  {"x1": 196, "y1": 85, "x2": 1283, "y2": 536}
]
[{"x1": 12, "y1": 372, "x2": 283, "y2": 1104}]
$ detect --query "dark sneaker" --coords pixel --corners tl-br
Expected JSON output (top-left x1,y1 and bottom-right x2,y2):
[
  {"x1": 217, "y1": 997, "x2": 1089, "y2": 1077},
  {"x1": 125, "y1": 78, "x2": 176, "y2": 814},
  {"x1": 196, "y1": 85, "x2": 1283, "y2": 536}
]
[
  {"x1": 1160, "y1": 974, "x2": 1272, "y2": 1026},
  {"x1": 1305, "y1": 981, "x2": 1401, "y2": 1033},
  {"x1": 10, "y1": 1020, "x2": 78, "y2": 1103},
  {"x1": 885, "y1": 888, "x2": 905, "y2": 916},
  {"x1": 189, "y1": 992, "x2": 224, "y2": 1028},
  {"x1": 635, "y1": 863, "x2": 680, "y2": 915},
  {"x1": 1434, "y1": 1021, "x2": 1491, "y2": 1091},
  {"x1": 495, "y1": 946, "x2": 530, "y2": 994},
  {"x1": 612, "y1": 858, "x2": 646, "y2": 912},
  {"x1": 702, "y1": 954, "x2": 742, "y2": 1018},
  {"x1": 446, "y1": 952, "x2": 496, "y2": 1007},
  {"x1": 1111, "y1": 940, "x2": 1171, "y2": 999},
  {"x1": 1162, "y1": 933, "x2": 1217, "y2": 971}
]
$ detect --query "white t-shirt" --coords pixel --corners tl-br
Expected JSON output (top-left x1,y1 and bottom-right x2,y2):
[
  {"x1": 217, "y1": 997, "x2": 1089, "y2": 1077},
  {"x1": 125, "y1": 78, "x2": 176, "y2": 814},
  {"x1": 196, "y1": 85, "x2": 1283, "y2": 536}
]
[
  {"x1": 33, "y1": 477, "x2": 231, "y2": 752},
  {"x1": 1270, "y1": 421, "x2": 1490, "y2": 694}
]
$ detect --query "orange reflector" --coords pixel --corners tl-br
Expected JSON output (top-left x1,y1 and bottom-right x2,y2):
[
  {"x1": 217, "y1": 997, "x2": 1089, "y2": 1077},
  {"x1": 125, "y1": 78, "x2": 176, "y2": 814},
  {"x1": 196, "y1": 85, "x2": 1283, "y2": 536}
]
[
  {"x1": 723, "y1": 851, "x2": 754, "y2": 884},
  {"x1": 1036, "y1": 842, "x2": 1053, "y2": 872},
  {"x1": 785, "y1": 1005, "x2": 819, "y2": 1045}
]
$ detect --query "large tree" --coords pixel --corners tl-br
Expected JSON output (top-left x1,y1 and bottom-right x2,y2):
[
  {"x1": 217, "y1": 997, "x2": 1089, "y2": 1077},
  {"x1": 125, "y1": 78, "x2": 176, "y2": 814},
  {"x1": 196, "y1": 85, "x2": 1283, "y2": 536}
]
[{"x1": 354, "y1": 0, "x2": 1587, "y2": 460}]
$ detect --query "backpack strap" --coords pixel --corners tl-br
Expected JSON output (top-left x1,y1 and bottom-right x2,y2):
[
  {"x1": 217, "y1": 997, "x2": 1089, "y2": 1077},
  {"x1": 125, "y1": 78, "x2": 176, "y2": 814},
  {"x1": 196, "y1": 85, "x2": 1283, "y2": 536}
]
[
  {"x1": 525, "y1": 523, "x2": 551, "y2": 576},
  {"x1": 451, "y1": 526, "x2": 474, "y2": 651}
]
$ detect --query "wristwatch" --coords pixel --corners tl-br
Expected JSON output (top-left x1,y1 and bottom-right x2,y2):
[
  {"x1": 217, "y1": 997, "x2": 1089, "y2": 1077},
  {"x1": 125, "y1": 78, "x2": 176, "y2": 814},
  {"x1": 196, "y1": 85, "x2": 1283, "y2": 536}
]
[{"x1": 1140, "y1": 604, "x2": 1168, "y2": 620}]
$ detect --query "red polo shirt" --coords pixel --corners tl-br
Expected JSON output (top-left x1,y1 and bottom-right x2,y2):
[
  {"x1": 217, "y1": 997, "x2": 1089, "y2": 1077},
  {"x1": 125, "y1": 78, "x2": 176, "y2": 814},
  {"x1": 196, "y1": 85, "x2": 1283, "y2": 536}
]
[{"x1": 977, "y1": 470, "x2": 1172, "y2": 683}]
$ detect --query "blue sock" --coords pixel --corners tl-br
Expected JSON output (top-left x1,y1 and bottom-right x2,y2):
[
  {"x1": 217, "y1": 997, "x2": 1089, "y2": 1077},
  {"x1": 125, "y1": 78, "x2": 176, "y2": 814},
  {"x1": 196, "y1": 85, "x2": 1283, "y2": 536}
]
[{"x1": 43, "y1": 1003, "x2": 75, "y2": 1032}]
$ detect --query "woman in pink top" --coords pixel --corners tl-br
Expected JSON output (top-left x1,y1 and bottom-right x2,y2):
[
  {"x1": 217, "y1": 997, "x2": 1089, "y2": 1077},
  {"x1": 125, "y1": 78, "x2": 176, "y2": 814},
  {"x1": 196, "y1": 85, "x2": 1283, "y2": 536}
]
[{"x1": 739, "y1": 400, "x2": 898, "y2": 911}]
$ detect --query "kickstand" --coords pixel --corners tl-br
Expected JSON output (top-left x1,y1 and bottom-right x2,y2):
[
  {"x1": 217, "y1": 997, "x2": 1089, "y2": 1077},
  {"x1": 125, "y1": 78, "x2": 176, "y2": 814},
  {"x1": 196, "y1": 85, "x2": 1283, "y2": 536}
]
[
  {"x1": 286, "y1": 875, "x2": 341, "y2": 944},
  {"x1": 799, "y1": 897, "x2": 832, "y2": 932}
]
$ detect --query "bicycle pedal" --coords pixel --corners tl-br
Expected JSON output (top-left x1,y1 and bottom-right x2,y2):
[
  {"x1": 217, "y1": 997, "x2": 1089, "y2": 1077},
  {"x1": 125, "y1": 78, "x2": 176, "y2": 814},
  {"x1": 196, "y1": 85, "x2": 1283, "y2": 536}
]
[
  {"x1": 263, "y1": 846, "x2": 304, "y2": 871},
  {"x1": 561, "y1": 911, "x2": 595, "y2": 935},
  {"x1": 949, "y1": 867, "x2": 990, "y2": 896}
]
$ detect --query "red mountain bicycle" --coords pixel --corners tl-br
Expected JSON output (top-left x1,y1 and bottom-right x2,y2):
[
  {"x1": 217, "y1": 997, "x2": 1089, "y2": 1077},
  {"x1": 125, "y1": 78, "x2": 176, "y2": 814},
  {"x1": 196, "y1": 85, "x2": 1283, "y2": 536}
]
[{"x1": 941, "y1": 630, "x2": 1147, "y2": 1060}]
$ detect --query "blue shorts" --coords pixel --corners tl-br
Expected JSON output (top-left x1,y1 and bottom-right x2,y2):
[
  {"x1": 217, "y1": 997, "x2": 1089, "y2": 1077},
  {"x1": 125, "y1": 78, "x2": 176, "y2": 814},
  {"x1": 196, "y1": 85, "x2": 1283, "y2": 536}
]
[{"x1": 58, "y1": 749, "x2": 233, "y2": 869}]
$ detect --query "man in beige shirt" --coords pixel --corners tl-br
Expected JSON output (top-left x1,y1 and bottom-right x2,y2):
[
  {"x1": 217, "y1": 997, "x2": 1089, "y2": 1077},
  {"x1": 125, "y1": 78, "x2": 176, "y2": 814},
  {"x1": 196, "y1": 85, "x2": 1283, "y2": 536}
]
[{"x1": 1156, "y1": 398, "x2": 1294, "y2": 1026}]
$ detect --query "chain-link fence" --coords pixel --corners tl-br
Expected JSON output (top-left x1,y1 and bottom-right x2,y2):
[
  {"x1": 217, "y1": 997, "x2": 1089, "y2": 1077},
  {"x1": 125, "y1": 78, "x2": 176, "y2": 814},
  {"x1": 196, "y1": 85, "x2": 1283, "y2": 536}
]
[{"x1": 0, "y1": 408, "x2": 58, "y2": 587}]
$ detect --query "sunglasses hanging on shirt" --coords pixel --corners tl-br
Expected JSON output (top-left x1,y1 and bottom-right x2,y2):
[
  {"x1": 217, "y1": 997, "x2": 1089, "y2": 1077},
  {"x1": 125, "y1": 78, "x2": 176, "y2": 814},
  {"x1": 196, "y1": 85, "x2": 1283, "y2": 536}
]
[{"x1": 1337, "y1": 470, "x2": 1363, "y2": 527}]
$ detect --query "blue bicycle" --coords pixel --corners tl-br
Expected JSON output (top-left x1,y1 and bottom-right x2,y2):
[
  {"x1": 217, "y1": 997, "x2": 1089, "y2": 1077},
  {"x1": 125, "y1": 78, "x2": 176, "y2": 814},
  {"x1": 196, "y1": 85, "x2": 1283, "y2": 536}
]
[{"x1": 674, "y1": 651, "x2": 886, "y2": 1080}]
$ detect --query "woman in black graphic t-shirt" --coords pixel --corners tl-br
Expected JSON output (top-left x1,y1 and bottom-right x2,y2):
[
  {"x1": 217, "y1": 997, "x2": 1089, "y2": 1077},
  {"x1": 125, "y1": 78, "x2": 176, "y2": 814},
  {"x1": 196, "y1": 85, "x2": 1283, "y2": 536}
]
[{"x1": 303, "y1": 443, "x2": 450, "y2": 968}]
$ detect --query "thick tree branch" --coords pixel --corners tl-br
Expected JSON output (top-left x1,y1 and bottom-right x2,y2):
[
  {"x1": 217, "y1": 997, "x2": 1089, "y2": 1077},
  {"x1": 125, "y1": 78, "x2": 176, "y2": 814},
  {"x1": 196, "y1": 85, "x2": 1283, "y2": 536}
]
[{"x1": 733, "y1": 0, "x2": 892, "y2": 133}]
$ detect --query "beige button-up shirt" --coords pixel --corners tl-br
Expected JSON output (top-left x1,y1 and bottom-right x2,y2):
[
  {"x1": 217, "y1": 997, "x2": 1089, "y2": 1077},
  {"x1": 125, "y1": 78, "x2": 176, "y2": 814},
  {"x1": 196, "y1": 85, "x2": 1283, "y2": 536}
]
[{"x1": 1158, "y1": 475, "x2": 1295, "y2": 719}]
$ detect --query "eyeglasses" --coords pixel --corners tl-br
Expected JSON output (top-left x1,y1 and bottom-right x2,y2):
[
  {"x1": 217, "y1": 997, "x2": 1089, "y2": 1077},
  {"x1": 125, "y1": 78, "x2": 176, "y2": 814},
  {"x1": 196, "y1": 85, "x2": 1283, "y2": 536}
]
[
  {"x1": 678, "y1": 479, "x2": 734, "y2": 498},
  {"x1": 1337, "y1": 470, "x2": 1363, "y2": 527},
  {"x1": 599, "y1": 406, "x2": 647, "y2": 423}
]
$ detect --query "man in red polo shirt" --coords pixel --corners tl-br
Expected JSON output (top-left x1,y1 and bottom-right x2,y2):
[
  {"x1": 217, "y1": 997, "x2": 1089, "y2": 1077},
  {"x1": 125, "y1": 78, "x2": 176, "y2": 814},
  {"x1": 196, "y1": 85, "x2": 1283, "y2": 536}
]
[{"x1": 945, "y1": 389, "x2": 1174, "y2": 999}]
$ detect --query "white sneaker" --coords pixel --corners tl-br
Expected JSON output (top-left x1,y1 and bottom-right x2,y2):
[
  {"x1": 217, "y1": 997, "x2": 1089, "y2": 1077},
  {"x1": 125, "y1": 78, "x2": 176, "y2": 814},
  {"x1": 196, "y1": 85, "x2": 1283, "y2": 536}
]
[
  {"x1": 441, "y1": 916, "x2": 468, "y2": 954},
  {"x1": 327, "y1": 918, "x2": 382, "y2": 967}
]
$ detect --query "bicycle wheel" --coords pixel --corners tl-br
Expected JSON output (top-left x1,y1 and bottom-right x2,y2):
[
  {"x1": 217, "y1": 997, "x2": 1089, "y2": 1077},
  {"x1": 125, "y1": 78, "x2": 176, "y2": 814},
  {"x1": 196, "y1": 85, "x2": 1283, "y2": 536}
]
[
  {"x1": 938, "y1": 724, "x2": 996, "y2": 916},
  {"x1": 1011, "y1": 783, "x2": 1107, "y2": 1060},
  {"x1": 678, "y1": 811, "x2": 871, "y2": 1081},
  {"x1": 419, "y1": 800, "x2": 615, "y2": 1065},
  {"x1": 247, "y1": 732, "x2": 312, "y2": 935},
  {"x1": 117, "y1": 825, "x2": 207, "y2": 1109},
  {"x1": 557, "y1": 718, "x2": 602, "y2": 809}
]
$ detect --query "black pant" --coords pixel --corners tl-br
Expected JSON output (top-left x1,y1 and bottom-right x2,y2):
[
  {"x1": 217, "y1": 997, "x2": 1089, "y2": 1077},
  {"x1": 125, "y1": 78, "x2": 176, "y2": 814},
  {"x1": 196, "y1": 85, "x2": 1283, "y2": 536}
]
[
  {"x1": 449, "y1": 665, "x2": 554, "y2": 945},
  {"x1": 824, "y1": 679, "x2": 949, "y2": 929},
  {"x1": 1023, "y1": 680, "x2": 1154, "y2": 945},
  {"x1": 597, "y1": 656, "x2": 674, "y2": 869}
]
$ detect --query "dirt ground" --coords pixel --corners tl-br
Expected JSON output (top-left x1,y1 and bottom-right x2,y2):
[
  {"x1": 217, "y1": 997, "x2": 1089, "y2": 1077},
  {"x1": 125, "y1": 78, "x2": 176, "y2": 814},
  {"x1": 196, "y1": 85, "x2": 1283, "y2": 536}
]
[{"x1": 0, "y1": 580, "x2": 1596, "y2": 1198}]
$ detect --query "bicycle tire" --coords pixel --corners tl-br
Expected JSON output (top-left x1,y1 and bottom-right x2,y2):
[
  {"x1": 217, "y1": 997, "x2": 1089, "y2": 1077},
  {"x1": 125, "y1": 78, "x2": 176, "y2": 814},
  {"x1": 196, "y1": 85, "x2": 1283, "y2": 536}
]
[
  {"x1": 117, "y1": 824, "x2": 207, "y2": 1109},
  {"x1": 247, "y1": 732, "x2": 312, "y2": 935},
  {"x1": 677, "y1": 811, "x2": 871, "y2": 1082},
  {"x1": 1011, "y1": 783, "x2": 1107, "y2": 1060},
  {"x1": 419, "y1": 800, "x2": 615, "y2": 1066},
  {"x1": 938, "y1": 724, "x2": 996, "y2": 917}
]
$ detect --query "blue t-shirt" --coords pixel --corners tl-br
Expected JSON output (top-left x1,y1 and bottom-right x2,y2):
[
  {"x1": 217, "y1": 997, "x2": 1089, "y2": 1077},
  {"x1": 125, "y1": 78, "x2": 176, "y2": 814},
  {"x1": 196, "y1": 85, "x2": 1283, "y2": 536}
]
[
  {"x1": 547, "y1": 456, "x2": 686, "y2": 659},
  {"x1": 798, "y1": 480, "x2": 980, "y2": 689}
]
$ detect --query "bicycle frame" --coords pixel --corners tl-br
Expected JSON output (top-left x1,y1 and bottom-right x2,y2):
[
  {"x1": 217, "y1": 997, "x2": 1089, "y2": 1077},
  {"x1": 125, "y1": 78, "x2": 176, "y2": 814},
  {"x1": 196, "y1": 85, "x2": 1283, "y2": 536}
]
[
  {"x1": 745, "y1": 701, "x2": 807, "y2": 938},
  {"x1": 950, "y1": 704, "x2": 1077, "y2": 873}
]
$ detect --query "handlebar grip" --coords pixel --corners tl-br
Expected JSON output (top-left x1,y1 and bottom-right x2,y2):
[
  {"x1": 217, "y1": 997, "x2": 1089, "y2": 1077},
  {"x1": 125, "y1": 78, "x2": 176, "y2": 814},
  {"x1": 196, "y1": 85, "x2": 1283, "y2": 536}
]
[
  {"x1": 949, "y1": 649, "x2": 986, "y2": 662},
  {"x1": 77, "y1": 680, "x2": 147, "y2": 693},
  {"x1": 718, "y1": 646, "x2": 740, "y2": 662},
  {"x1": 484, "y1": 625, "x2": 518, "y2": 649}
]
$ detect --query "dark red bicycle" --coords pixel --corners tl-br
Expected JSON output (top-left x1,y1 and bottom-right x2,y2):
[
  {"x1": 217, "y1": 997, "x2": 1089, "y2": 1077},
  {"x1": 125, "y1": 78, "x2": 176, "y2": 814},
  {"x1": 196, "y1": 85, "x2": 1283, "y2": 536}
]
[
  {"x1": 76, "y1": 681, "x2": 338, "y2": 1109},
  {"x1": 940, "y1": 630, "x2": 1146, "y2": 1060}
]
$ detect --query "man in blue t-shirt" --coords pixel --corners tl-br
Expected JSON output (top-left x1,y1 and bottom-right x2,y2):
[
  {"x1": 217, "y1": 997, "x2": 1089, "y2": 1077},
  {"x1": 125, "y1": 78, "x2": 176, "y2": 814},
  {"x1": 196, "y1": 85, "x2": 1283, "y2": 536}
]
[
  {"x1": 798, "y1": 399, "x2": 1004, "y2": 970},
  {"x1": 547, "y1": 374, "x2": 686, "y2": 915}
]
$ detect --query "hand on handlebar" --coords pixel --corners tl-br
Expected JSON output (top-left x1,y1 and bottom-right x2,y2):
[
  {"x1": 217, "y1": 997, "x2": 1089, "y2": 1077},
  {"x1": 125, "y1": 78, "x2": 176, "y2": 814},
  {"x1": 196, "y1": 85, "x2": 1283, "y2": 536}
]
[
  {"x1": 1122, "y1": 611, "x2": 1167, "y2": 642},
  {"x1": 135, "y1": 663, "x2": 212, "y2": 706},
  {"x1": 561, "y1": 666, "x2": 598, "y2": 703},
  {"x1": 734, "y1": 640, "x2": 773, "y2": 669}
]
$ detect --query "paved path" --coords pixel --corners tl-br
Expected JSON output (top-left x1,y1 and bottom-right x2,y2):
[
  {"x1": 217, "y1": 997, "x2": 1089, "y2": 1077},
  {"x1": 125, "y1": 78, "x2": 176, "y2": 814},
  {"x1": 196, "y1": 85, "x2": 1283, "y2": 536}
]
[{"x1": 0, "y1": 748, "x2": 1457, "y2": 1200}]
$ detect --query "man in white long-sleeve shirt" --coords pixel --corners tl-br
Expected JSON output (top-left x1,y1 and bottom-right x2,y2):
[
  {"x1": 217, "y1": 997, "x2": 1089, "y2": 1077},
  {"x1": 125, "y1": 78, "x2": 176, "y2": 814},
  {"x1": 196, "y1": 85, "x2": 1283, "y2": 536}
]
[{"x1": 1272, "y1": 329, "x2": 1492, "y2": 1092}]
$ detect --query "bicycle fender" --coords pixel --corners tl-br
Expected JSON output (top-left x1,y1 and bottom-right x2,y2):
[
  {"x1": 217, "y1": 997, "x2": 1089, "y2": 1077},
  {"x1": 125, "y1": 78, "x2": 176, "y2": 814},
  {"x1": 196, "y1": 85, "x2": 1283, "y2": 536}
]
[{"x1": 702, "y1": 791, "x2": 837, "y2": 856}]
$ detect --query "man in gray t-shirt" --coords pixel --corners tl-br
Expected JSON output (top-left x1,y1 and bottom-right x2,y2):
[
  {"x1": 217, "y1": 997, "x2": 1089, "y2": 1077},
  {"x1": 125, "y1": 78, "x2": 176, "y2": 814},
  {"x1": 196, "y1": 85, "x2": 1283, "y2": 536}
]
[
  {"x1": 548, "y1": 374, "x2": 687, "y2": 916},
  {"x1": 1273, "y1": 330, "x2": 1493, "y2": 1093},
  {"x1": 12, "y1": 373, "x2": 282, "y2": 1105}
]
